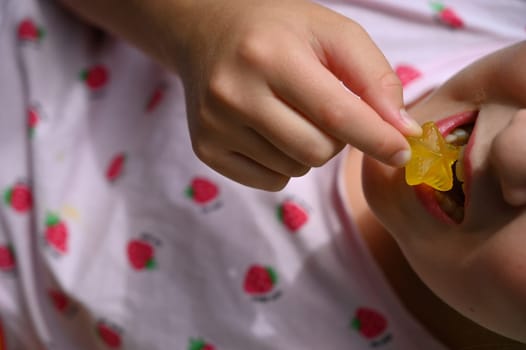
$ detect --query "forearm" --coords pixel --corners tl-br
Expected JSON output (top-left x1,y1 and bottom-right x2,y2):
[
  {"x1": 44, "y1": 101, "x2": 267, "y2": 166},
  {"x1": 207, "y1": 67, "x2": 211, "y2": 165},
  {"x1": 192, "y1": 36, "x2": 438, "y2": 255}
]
[{"x1": 55, "y1": 0, "x2": 198, "y2": 70}]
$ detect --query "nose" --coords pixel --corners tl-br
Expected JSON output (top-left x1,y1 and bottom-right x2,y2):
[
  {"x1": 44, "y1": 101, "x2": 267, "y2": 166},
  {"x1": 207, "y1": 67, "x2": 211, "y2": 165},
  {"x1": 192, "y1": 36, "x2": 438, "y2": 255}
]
[{"x1": 490, "y1": 109, "x2": 526, "y2": 206}]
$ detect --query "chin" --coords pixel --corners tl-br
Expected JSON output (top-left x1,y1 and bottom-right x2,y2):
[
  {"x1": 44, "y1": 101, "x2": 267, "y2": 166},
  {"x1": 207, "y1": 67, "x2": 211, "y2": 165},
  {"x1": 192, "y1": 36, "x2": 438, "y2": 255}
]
[
  {"x1": 361, "y1": 154, "x2": 454, "y2": 294},
  {"x1": 362, "y1": 155, "x2": 526, "y2": 344}
]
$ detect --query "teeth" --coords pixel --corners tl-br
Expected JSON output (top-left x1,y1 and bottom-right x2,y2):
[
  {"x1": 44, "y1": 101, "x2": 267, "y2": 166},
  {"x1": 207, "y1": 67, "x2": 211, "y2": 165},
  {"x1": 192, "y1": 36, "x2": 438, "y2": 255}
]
[
  {"x1": 455, "y1": 146, "x2": 466, "y2": 183},
  {"x1": 445, "y1": 128, "x2": 469, "y2": 145},
  {"x1": 453, "y1": 127, "x2": 469, "y2": 138},
  {"x1": 445, "y1": 134, "x2": 457, "y2": 143},
  {"x1": 433, "y1": 125, "x2": 471, "y2": 224}
]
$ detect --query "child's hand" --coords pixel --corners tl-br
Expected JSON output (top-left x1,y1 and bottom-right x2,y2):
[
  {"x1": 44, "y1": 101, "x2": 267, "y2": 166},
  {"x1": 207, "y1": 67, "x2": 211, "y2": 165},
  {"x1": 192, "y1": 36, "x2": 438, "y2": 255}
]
[
  {"x1": 59, "y1": 0, "x2": 422, "y2": 190},
  {"x1": 175, "y1": 0, "x2": 422, "y2": 190}
]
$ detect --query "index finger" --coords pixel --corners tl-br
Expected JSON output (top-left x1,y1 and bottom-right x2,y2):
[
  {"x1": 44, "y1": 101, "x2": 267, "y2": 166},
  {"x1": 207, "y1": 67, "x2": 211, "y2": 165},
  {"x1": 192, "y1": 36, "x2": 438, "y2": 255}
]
[
  {"x1": 267, "y1": 44, "x2": 413, "y2": 167},
  {"x1": 317, "y1": 16, "x2": 422, "y2": 137}
]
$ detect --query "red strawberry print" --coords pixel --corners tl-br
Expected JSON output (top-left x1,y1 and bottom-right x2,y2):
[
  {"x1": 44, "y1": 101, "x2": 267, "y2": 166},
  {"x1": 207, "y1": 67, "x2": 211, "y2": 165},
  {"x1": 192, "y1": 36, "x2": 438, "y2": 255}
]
[
  {"x1": 351, "y1": 307, "x2": 388, "y2": 340},
  {"x1": 127, "y1": 239, "x2": 156, "y2": 270},
  {"x1": 45, "y1": 213, "x2": 68, "y2": 254},
  {"x1": 4, "y1": 182, "x2": 32, "y2": 213},
  {"x1": 277, "y1": 199, "x2": 308, "y2": 232},
  {"x1": 395, "y1": 64, "x2": 421, "y2": 87},
  {"x1": 188, "y1": 338, "x2": 215, "y2": 350},
  {"x1": 17, "y1": 18, "x2": 45, "y2": 42},
  {"x1": 438, "y1": 8, "x2": 464, "y2": 29},
  {"x1": 28, "y1": 107, "x2": 40, "y2": 136},
  {"x1": 80, "y1": 64, "x2": 109, "y2": 90},
  {"x1": 106, "y1": 153, "x2": 126, "y2": 182},
  {"x1": 243, "y1": 265, "x2": 277, "y2": 295},
  {"x1": 431, "y1": 2, "x2": 464, "y2": 29},
  {"x1": 49, "y1": 289, "x2": 69, "y2": 313},
  {"x1": 185, "y1": 177, "x2": 219, "y2": 205},
  {"x1": 97, "y1": 321, "x2": 122, "y2": 349},
  {"x1": 146, "y1": 85, "x2": 165, "y2": 112},
  {"x1": 0, "y1": 245, "x2": 15, "y2": 271}
]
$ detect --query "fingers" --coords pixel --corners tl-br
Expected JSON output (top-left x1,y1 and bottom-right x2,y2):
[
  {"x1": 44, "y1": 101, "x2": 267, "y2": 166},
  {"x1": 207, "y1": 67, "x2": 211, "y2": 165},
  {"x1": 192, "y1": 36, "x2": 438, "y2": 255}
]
[
  {"x1": 204, "y1": 66, "x2": 346, "y2": 169},
  {"x1": 244, "y1": 96, "x2": 346, "y2": 168},
  {"x1": 185, "y1": 2, "x2": 427, "y2": 192},
  {"x1": 266, "y1": 43, "x2": 413, "y2": 167},
  {"x1": 491, "y1": 109, "x2": 526, "y2": 206},
  {"x1": 316, "y1": 17, "x2": 422, "y2": 137},
  {"x1": 202, "y1": 150, "x2": 292, "y2": 191},
  {"x1": 192, "y1": 114, "x2": 317, "y2": 191},
  {"x1": 214, "y1": 124, "x2": 312, "y2": 178}
]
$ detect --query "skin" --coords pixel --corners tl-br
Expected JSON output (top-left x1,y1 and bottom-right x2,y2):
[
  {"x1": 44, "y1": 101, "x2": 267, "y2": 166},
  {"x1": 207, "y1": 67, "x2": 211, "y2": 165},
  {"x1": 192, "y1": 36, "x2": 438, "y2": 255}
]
[
  {"x1": 49, "y1": 1, "x2": 526, "y2": 346},
  {"x1": 57, "y1": 0, "x2": 421, "y2": 191},
  {"x1": 346, "y1": 41, "x2": 526, "y2": 347}
]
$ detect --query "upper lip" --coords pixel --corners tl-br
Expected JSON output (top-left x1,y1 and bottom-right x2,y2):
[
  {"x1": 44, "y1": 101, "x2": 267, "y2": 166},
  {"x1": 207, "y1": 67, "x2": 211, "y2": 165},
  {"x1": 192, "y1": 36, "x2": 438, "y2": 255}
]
[
  {"x1": 415, "y1": 110, "x2": 478, "y2": 224},
  {"x1": 434, "y1": 110, "x2": 477, "y2": 138}
]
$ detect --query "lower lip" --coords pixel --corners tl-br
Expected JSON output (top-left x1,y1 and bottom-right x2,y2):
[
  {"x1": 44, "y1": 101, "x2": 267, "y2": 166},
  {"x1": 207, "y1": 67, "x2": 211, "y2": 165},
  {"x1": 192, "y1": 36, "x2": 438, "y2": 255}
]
[{"x1": 413, "y1": 111, "x2": 478, "y2": 225}]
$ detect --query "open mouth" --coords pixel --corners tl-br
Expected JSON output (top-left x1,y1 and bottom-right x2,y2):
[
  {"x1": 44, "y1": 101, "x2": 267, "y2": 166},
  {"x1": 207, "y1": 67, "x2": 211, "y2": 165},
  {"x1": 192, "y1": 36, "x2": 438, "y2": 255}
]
[
  {"x1": 416, "y1": 111, "x2": 478, "y2": 224},
  {"x1": 434, "y1": 122, "x2": 474, "y2": 223}
]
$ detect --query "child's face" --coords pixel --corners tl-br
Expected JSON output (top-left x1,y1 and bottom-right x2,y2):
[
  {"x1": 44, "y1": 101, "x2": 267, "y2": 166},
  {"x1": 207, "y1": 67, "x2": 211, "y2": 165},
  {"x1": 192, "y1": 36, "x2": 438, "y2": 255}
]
[{"x1": 362, "y1": 41, "x2": 526, "y2": 342}]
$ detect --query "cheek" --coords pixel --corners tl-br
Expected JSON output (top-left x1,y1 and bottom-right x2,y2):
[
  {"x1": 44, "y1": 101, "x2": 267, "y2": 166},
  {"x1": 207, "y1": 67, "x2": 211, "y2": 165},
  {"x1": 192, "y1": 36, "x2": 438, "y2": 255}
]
[
  {"x1": 362, "y1": 157, "x2": 471, "y2": 303},
  {"x1": 361, "y1": 155, "x2": 395, "y2": 218},
  {"x1": 407, "y1": 218, "x2": 526, "y2": 343},
  {"x1": 468, "y1": 222, "x2": 526, "y2": 332},
  {"x1": 361, "y1": 155, "x2": 425, "y2": 241},
  {"x1": 490, "y1": 109, "x2": 526, "y2": 206}
]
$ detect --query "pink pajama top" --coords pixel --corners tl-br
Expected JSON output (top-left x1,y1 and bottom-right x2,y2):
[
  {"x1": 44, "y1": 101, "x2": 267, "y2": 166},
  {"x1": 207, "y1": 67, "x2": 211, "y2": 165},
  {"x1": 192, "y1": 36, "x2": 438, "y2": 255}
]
[{"x1": 0, "y1": 0, "x2": 524, "y2": 348}]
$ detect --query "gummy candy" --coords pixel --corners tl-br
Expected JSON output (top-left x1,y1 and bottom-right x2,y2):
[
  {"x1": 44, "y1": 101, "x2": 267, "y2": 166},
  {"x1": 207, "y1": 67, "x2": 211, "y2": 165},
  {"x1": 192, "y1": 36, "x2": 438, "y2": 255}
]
[{"x1": 405, "y1": 121, "x2": 460, "y2": 191}]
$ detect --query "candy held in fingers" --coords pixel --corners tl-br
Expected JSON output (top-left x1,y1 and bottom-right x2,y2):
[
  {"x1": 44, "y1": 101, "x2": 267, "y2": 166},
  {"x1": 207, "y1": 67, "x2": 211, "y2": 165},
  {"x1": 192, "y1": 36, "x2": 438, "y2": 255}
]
[{"x1": 405, "y1": 121, "x2": 460, "y2": 191}]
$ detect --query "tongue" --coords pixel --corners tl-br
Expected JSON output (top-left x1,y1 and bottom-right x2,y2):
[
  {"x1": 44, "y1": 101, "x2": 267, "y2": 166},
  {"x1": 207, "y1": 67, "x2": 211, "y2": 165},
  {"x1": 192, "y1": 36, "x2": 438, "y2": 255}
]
[{"x1": 434, "y1": 189, "x2": 464, "y2": 223}]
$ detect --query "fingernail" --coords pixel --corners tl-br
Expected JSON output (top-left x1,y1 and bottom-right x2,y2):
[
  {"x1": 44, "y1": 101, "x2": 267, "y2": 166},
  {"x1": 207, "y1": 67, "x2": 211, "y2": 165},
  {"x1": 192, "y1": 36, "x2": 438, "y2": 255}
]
[
  {"x1": 400, "y1": 109, "x2": 422, "y2": 136},
  {"x1": 389, "y1": 149, "x2": 412, "y2": 167}
]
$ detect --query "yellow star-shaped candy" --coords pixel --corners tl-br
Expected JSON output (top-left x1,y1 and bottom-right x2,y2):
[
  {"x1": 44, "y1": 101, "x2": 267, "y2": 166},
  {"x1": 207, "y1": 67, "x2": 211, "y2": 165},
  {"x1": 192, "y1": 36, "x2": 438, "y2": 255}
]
[{"x1": 405, "y1": 121, "x2": 460, "y2": 191}]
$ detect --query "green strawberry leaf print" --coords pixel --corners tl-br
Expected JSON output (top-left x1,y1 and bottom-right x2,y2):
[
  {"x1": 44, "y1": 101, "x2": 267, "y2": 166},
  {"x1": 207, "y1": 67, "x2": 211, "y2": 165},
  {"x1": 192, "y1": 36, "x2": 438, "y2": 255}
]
[
  {"x1": 146, "y1": 258, "x2": 156, "y2": 270},
  {"x1": 46, "y1": 212, "x2": 61, "y2": 227},
  {"x1": 430, "y1": 2, "x2": 464, "y2": 29},
  {"x1": 430, "y1": 1, "x2": 446, "y2": 12},
  {"x1": 188, "y1": 337, "x2": 215, "y2": 350},
  {"x1": 28, "y1": 107, "x2": 40, "y2": 137},
  {"x1": 3, "y1": 189, "x2": 12, "y2": 205},
  {"x1": 45, "y1": 213, "x2": 69, "y2": 254}
]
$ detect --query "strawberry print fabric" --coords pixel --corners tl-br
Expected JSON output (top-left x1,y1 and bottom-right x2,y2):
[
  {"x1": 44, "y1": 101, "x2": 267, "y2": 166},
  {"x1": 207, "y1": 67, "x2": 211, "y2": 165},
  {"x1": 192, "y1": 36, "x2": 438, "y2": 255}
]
[{"x1": 0, "y1": 0, "x2": 524, "y2": 349}]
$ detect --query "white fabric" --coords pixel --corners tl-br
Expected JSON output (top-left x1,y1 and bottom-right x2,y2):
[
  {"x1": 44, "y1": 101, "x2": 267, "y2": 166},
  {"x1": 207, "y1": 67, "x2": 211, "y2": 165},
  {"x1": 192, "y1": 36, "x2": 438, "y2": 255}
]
[{"x1": 0, "y1": 0, "x2": 524, "y2": 349}]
